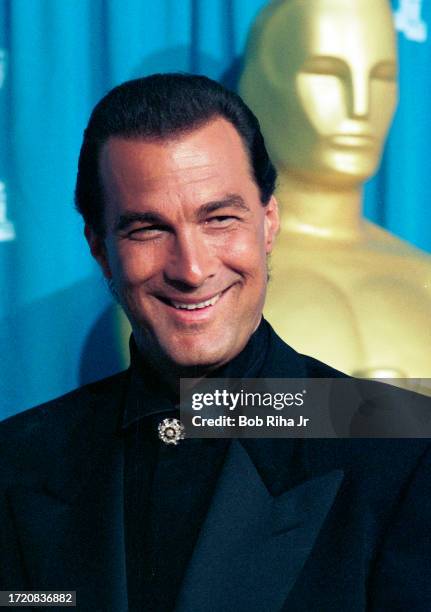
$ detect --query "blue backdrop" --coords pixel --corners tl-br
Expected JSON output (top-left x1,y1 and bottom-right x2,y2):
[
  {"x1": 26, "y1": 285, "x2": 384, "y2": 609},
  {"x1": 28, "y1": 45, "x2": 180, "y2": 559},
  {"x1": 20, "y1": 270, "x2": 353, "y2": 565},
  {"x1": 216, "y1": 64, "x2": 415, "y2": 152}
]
[{"x1": 1, "y1": 0, "x2": 430, "y2": 418}]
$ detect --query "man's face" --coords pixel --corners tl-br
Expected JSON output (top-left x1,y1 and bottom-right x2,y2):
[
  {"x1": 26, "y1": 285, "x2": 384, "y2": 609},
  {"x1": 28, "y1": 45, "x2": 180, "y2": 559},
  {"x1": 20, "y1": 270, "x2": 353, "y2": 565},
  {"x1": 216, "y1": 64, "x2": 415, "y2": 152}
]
[{"x1": 87, "y1": 118, "x2": 279, "y2": 371}]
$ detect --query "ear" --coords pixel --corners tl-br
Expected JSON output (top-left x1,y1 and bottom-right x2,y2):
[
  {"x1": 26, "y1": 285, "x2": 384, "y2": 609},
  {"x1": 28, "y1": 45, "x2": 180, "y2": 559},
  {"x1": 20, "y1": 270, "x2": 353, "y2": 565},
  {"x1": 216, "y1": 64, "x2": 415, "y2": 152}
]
[
  {"x1": 263, "y1": 196, "x2": 280, "y2": 254},
  {"x1": 84, "y1": 224, "x2": 112, "y2": 279}
]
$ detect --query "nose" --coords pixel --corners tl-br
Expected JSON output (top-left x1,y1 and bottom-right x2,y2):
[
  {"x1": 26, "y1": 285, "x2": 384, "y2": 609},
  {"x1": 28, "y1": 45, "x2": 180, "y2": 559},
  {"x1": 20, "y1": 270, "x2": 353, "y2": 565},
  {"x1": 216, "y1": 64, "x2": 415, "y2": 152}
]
[
  {"x1": 163, "y1": 228, "x2": 216, "y2": 289},
  {"x1": 349, "y1": 71, "x2": 370, "y2": 118}
]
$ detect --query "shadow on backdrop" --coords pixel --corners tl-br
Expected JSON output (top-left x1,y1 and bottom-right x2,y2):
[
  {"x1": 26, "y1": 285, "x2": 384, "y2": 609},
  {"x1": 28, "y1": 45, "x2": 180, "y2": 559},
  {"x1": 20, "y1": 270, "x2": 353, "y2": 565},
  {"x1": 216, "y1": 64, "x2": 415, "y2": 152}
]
[{"x1": 0, "y1": 275, "x2": 125, "y2": 419}]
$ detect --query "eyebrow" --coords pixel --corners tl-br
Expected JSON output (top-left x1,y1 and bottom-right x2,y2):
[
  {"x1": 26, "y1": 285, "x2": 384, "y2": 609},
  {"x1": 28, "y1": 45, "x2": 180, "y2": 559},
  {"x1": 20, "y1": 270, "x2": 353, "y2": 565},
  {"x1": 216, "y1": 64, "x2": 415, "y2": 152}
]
[
  {"x1": 196, "y1": 195, "x2": 249, "y2": 221},
  {"x1": 115, "y1": 211, "x2": 162, "y2": 232},
  {"x1": 114, "y1": 194, "x2": 249, "y2": 232}
]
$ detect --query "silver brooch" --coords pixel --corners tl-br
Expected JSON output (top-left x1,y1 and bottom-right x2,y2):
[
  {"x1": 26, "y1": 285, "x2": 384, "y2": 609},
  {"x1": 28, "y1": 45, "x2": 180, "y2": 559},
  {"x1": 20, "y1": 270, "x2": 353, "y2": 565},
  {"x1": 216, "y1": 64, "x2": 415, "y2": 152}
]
[{"x1": 158, "y1": 418, "x2": 185, "y2": 445}]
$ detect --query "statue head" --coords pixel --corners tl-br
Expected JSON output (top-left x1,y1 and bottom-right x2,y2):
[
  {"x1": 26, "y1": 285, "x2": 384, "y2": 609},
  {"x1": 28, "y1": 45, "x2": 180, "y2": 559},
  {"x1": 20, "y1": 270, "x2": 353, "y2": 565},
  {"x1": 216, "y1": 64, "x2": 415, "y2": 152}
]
[{"x1": 240, "y1": 0, "x2": 398, "y2": 187}]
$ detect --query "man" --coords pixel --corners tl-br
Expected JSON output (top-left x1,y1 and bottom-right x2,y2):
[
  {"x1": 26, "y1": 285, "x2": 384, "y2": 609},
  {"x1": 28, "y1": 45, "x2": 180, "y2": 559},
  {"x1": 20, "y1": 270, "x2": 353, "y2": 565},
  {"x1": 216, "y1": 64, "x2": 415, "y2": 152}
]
[{"x1": 1, "y1": 74, "x2": 430, "y2": 611}]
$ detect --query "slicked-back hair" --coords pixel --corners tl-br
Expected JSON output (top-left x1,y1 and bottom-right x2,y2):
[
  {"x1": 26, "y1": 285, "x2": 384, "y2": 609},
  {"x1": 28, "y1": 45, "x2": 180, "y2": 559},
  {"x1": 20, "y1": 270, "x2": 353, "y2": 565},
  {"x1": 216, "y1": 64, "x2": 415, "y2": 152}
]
[{"x1": 75, "y1": 73, "x2": 277, "y2": 236}]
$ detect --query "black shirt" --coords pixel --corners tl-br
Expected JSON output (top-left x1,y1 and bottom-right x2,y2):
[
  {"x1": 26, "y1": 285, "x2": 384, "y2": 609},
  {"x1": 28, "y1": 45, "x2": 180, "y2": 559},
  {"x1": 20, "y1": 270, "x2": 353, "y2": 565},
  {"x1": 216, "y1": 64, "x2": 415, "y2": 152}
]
[{"x1": 122, "y1": 319, "x2": 270, "y2": 611}]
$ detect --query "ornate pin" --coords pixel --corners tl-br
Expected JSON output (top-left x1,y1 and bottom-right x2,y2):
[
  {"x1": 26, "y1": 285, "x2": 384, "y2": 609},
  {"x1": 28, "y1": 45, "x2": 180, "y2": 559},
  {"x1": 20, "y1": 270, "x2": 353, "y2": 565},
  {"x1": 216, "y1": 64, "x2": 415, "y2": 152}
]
[{"x1": 158, "y1": 418, "x2": 185, "y2": 445}]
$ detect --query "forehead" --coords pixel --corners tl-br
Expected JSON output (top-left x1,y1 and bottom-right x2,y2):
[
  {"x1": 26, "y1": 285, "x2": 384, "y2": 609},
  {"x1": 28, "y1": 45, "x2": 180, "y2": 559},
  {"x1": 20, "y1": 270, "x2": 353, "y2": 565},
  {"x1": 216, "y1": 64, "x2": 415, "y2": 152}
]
[
  {"x1": 266, "y1": 0, "x2": 396, "y2": 68},
  {"x1": 99, "y1": 117, "x2": 254, "y2": 200}
]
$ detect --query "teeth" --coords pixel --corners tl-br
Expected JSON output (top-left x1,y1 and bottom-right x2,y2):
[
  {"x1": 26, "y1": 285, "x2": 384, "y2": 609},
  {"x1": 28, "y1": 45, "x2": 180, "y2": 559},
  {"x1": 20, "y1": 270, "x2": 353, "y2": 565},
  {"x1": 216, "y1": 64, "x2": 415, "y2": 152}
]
[{"x1": 171, "y1": 293, "x2": 222, "y2": 310}]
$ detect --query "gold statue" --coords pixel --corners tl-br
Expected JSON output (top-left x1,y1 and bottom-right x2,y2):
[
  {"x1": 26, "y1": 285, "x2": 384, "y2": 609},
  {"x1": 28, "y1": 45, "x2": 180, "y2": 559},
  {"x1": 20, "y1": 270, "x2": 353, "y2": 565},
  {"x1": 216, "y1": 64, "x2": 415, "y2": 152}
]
[{"x1": 240, "y1": 0, "x2": 431, "y2": 391}]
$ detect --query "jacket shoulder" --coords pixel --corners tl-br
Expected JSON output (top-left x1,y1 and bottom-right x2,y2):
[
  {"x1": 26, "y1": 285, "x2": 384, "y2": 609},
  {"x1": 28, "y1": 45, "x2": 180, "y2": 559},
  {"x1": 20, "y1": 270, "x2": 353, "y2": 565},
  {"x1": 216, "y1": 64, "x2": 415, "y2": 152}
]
[
  {"x1": 0, "y1": 371, "x2": 129, "y2": 475},
  {"x1": 301, "y1": 354, "x2": 348, "y2": 378}
]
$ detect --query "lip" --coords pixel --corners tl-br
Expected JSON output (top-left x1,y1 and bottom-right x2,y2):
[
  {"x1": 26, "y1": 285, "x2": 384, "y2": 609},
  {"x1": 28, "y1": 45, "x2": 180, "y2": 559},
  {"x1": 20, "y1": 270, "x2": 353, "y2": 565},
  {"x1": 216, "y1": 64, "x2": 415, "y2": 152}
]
[
  {"x1": 329, "y1": 135, "x2": 376, "y2": 148},
  {"x1": 155, "y1": 285, "x2": 234, "y2": 322},
  {"x1": 156, "y1": 290, "x2": 226, "y2": 306}
]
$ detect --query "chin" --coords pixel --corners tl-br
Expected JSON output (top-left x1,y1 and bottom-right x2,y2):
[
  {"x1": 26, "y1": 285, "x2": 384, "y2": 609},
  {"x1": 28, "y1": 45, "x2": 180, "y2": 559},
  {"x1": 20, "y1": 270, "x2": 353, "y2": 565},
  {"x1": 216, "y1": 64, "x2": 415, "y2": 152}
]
[{"x1": 325, "y1": 152, "x2": 380, "y2": 183}]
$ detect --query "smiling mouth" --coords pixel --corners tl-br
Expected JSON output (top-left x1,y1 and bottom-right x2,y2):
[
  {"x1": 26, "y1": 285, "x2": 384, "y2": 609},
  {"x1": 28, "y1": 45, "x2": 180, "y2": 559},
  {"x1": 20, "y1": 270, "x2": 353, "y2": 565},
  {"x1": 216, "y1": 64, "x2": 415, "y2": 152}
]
[{"x1": 157, "y1": 290, "x2": 225, "y2": 311}]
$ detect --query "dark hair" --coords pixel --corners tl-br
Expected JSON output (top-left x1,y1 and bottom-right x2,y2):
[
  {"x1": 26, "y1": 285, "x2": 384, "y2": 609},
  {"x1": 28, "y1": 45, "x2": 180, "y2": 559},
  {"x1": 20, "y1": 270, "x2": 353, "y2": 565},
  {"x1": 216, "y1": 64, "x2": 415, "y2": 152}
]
[{"x1": 75, "y1": 73, "x2": 277, "y2": 236}]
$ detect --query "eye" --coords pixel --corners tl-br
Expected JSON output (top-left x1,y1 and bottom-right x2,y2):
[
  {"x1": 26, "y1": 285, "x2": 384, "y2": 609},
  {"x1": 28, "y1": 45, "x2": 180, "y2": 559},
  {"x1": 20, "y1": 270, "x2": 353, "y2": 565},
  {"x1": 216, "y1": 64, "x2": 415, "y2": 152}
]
[
  {"x1": 371, "y1": 61, "x2": 397, "y2": 82},
  {"x1": 300, "y1": 56, "x2": 349, "y2": 79},
  {"x1": 127, "y1": 224, "x2": 168, "y2": 240},
  {"x1": 206, "y1": 215, "x2": 239, "y2": 228}
]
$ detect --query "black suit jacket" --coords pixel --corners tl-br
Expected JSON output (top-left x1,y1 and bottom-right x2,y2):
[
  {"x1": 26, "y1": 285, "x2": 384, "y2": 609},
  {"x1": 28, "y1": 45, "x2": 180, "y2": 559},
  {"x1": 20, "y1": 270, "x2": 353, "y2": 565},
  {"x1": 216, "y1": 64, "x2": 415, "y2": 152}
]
[{"x1": 1, "y1": 328, "x2": 431, "y2": 611}]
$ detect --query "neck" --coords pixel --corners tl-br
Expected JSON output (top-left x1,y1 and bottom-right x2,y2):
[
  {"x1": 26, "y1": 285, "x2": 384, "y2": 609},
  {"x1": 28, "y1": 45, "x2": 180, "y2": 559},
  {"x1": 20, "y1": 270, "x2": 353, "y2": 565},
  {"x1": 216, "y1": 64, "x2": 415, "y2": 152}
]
[
  {"x1": 276, "y1": 169, "x2": 366, "y2": 240},
  {"x1": 131, "y1": 318, "x2": 265, "y2": 393},
  {"x1": 132, "y1": 332, "x2": 225, "y2": 395},
  {"x1": 137, "y1": 346, "x2": 214, "y2": 393}
]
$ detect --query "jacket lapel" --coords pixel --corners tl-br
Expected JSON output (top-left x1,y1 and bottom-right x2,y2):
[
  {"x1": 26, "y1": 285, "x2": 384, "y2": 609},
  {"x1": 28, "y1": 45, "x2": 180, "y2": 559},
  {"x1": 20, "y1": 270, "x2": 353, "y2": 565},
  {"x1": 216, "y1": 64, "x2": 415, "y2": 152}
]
[{"x1": 176, "y1": 440, "x2": 343, "y2": 612}]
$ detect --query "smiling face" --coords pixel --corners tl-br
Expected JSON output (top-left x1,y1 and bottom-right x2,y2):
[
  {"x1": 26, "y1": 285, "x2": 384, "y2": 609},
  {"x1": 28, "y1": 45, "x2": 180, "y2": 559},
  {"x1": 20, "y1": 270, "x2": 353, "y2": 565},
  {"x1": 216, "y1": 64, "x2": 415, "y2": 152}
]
[
  {"x1": 86, "y1": 118, "x2": 279, "y2": 373},
  {"x1": 240, "y1": 0, "x2": 398, "y2": 186}
]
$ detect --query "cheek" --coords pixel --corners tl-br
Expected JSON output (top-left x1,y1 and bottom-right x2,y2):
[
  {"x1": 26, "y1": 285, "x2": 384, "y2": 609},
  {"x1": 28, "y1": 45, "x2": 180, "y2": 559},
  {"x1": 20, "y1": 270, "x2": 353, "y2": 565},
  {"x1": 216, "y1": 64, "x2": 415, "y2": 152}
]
[
  {"x1": 297, "y1": 73, "x2": 346, "y2": 135},
  {"x1": 107, "y1": 243, "x2": 163, "y2": 285},
  {"x1": 220, "y1": 227, "x2": 267, "y2": 277},
  {"x1": 370, "y1": 81, "x2": 397, "y2": 138}
]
